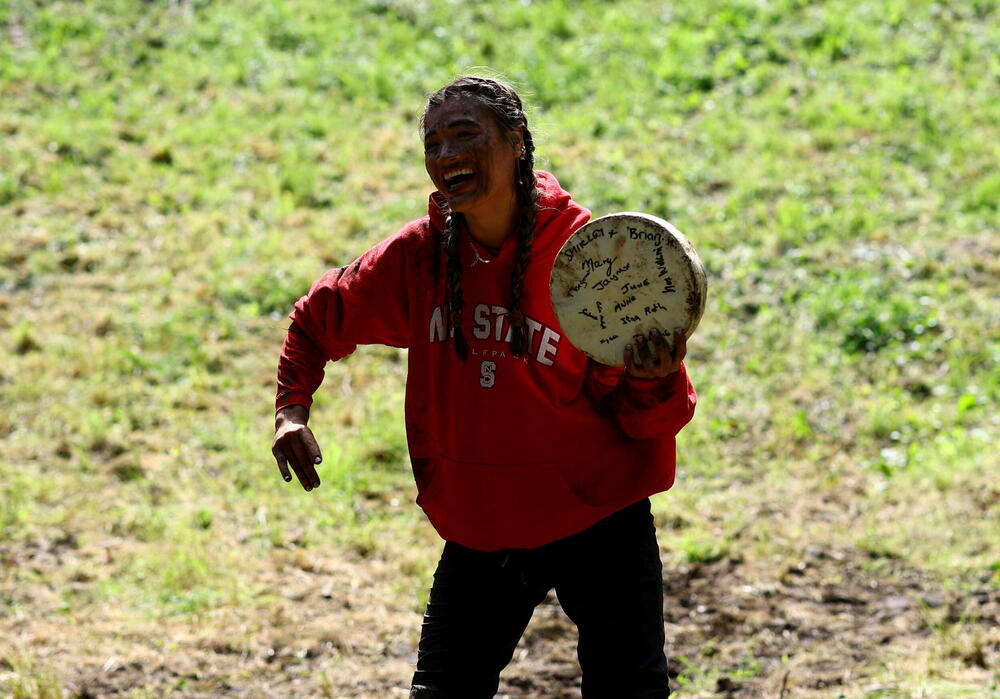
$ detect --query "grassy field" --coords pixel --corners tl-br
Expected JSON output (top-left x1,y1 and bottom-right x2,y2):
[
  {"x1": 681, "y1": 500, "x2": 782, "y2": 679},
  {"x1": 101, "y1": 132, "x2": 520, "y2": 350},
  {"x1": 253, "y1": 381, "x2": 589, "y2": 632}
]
[{"x1": 2, "y1": 0, "x2": 999, "y2": 696}]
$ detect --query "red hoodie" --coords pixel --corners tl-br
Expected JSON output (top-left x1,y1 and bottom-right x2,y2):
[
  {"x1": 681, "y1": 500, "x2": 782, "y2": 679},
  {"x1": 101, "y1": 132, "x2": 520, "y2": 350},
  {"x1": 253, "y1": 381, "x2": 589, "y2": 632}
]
[{"x1": 277, "y1": 171, "x2": 697, "y2": 551}]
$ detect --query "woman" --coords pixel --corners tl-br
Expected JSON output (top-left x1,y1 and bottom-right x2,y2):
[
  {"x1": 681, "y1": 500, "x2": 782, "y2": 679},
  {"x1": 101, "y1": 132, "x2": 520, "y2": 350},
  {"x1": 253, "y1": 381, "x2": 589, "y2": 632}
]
[{"x1": 272, "y1": 76, "x2": 696, "y2": 698}]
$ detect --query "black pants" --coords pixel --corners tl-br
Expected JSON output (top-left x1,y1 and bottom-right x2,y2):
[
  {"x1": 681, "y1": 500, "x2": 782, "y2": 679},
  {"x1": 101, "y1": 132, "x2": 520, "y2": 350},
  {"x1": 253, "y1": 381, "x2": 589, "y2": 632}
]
[{"x1": 409, "y1": 499, "x2": 669, "y2": 698}]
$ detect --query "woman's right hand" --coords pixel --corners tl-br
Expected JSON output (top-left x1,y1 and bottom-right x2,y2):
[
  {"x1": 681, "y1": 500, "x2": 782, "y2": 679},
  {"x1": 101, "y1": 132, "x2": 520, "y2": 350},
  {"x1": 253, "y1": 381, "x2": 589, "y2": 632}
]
[{"x1": 272, "y1": 404, "x2": 323, "y2": 491}]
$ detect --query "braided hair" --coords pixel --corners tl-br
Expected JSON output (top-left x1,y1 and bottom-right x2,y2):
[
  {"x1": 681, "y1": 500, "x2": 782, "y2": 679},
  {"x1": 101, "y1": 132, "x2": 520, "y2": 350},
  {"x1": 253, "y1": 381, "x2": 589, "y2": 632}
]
[{"x1": 421, "y1": 76, "x2": 538, "y2": 360}]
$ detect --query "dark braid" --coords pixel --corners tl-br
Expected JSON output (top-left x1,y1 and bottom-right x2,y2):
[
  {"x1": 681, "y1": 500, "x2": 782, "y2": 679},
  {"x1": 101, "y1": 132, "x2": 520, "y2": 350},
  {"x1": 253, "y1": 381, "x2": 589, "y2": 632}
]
[
  {"x1": 422, "y1": 76, "x2": 539, "y2": 358},
  {"x1": 443, "y1": 213, "x2": 469, "y2": 360},
  {"x1": 508, "y1": 129, "x2": 537, "y2": 355}
]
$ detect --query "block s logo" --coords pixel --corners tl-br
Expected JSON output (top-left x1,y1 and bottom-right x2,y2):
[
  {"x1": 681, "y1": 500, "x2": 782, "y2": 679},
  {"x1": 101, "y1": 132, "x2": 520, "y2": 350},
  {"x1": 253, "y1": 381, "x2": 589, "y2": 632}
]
[{"x1": 479, "y1": 360, "x2": 497, "y2": 389}]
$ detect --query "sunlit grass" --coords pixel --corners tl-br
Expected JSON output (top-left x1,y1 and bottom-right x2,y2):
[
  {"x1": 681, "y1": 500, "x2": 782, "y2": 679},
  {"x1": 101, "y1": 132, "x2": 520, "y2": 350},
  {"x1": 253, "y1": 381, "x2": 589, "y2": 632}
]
[{"x1": 2, "y1": 0, "x2": 998, "y2": 694}]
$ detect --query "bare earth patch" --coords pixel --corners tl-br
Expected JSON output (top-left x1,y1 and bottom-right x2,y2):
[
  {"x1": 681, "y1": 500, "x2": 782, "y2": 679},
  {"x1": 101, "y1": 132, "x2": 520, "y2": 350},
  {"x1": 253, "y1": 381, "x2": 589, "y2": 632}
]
[{"x1": 3, "y1": 529, "x2": 997, "y2": 698}]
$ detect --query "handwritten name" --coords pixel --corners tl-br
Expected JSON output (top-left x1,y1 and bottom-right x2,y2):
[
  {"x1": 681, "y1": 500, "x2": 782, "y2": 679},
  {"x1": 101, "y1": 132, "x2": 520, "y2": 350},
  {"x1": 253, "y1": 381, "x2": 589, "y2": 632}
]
[
  {"x1": 630, "y1": 226, "x2": 662, "y2": 246},
  {"x1": 652, "y1": 244, "x2": 677, "y2": 294},
  {"x1": 577, "y1": 300, "x2": 608, "y2": 330},
  {"x1": 581, "y1": 256, "x2": 616, "y2": 277},
  {"x1": 562, "y1": 227, "x2": 605, "y2": 262},
  {"x1": 590, "y1": 262, "x2": 632, "y2": 291},
  {"x1": 614, "y1": 294, "x2": 637, "y2": 312}
]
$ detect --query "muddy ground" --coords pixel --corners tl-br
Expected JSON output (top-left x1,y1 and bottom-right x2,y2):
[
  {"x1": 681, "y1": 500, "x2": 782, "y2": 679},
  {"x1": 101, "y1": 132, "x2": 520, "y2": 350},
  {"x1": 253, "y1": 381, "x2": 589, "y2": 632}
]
[{"x1": 3, "y1": 525, "x2": 998, "y2": 698}]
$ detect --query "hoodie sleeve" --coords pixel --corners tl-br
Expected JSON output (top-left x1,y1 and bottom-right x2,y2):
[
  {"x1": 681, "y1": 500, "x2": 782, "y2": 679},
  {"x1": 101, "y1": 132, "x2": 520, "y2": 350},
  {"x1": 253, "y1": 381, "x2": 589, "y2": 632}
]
[
  {"x1": 583, "y1": 360, "x2": 697, "y2": 440},
  {"x1": 275, "y1": 234, "x2": 412, "y2": 412}
]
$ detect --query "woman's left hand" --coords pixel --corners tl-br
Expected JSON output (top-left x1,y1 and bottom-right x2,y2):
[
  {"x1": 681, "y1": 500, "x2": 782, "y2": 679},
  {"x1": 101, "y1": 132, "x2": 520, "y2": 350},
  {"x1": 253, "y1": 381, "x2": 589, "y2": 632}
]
[{"x1": 623, "y1": 327, "x2": 686, "y2": 380}]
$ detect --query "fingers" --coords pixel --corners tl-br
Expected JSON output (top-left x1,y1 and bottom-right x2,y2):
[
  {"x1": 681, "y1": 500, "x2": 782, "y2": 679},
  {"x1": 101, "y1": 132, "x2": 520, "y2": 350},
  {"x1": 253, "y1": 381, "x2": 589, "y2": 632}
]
[
  {"x1": 649, "y1": 328, "x2": 669, "y2": 362},
  {"x1": 623, "y1": 342, "x2": 637, "y2": 373},
  {"x1": 287, "y1": 436, "x2": 318, "y2": 491},
  {"x1": 623, "y1": 327, "x2": 687, "y2": 378},
  {"x1": 274, "y1": 450, "x2": 292, "y2": 482},
  {"x1": 624, "y1": 334, "x2": 653, "y2": 378},
  {"x1": 302, "y1": 428, "x2": 323, "y2": 467},
  {"x1": 272, "y1": 427, "x2": 322, "y2": 492},
  {"x1": 671, "y1": 327, "x2": 687, "y2": 363},
  {"x1": 631, "y1": 330, "x2": 660, "y2": 370}
]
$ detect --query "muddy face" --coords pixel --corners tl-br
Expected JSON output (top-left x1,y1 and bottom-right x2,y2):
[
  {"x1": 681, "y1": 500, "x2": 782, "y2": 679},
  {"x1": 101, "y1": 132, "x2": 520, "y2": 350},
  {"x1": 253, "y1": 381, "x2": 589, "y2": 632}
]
[{"x1": 422, "y1": 97, "x2": 522, "y2": 218}]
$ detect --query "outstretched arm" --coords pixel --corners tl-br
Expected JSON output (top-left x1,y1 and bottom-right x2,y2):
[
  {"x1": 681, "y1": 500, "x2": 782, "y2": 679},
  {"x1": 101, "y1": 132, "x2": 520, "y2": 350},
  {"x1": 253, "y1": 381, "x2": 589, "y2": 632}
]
[
  {"x1": 273, "y1": 321, "x2": 328, "y2": 491},
  {"x1": 270, "y1": 232, "x2": 413, "y2": 491}
]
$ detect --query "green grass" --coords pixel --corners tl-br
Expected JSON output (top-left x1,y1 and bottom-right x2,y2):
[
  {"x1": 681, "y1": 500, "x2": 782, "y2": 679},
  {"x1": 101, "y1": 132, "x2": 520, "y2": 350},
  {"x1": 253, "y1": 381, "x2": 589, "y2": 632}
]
[
  {"x1": 0, "y1": 654, "x2": 64, "y2": 699},
  {"x1": 2, "y1": 0, "x2": 999, "y2": 695}
]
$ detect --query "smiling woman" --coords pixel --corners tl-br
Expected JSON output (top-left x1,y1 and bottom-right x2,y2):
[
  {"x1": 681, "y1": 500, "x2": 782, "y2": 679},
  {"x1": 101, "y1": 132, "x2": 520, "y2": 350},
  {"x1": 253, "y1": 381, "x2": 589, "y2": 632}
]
[
  {"x1": 421, "y1": 77, "x2": 535, "y2": 358},
  {"x1": 271, "y1": 75, "x2": 697, "y2": 698},
  {"x1": 422, "y1": 93, "x2": 523, "y2": 239}
]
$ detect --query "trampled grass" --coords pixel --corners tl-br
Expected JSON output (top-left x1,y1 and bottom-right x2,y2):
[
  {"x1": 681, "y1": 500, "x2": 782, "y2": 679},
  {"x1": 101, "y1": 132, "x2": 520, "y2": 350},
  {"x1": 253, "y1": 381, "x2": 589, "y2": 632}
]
[{"x1": 2, "y1": 0, "x2": 999, "y2": 695}]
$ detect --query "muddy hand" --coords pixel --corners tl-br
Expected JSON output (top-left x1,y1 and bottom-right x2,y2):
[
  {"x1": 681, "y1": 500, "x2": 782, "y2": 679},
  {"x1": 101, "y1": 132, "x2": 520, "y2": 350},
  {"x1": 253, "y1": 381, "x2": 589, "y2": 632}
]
[
  {"x1": 272, "y1": 405, "x2": 323, "y2": 491},
  {"x1": 623, "y1": 327, "x2": 686, "y2": 379}
]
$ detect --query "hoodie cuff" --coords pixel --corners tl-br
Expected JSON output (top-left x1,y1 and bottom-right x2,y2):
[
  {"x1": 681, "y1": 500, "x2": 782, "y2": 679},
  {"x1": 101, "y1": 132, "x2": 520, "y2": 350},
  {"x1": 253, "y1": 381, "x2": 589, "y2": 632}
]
[
  {"x1": 276, "y1": 391, "x2": 314, "y2": 413},
  {"x1": 616, "y1": 367, "x2": 683, "y2": 409}
]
